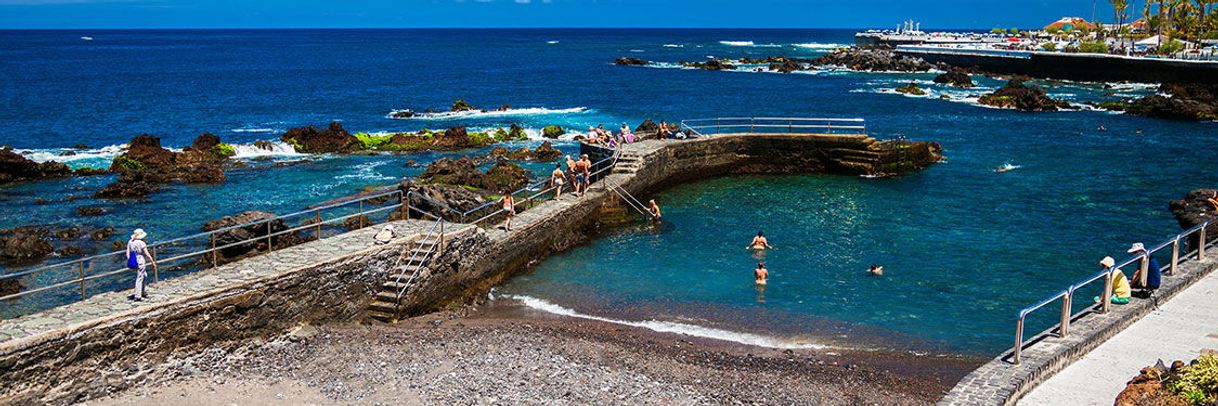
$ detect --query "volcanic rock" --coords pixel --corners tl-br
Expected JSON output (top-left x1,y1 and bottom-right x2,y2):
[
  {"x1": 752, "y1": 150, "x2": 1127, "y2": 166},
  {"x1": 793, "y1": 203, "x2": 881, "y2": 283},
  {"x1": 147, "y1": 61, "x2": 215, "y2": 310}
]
[
  {"x1": 1118, "y1": 83, "x2": 1218, "y2": 121},
  {"x1": 978, "y1": 79, "x2": 1074, "y2": 112},
  {"x1": 281, "y1": 122, "x2": 361, "y2": 154},
  {"x1": 542, "y1": 125, "x2": 565, "y2": 139},
  {"x1": 895, "y1": 83, "x2": 926, "y2": 96},
  {"x1": 812, "y1": 45, "x2": 939, "y2": 72},
  {"x1": 933, "y1": 68, "x2": 974, "y2": 87},
  {"x1": 0, "y1": 231, "x2": 53, "y2": 262},
  {"x1": 392, "y1": 181, "x2": 489, "y2": 221},
  {"x1": 484, "y1": 161, "x2": 530, "y2": 192},
  {"x1": 418, "y1": 157, "x2": 486, "y2": 187},
  {"x1": 683, "y1": 58, "x2": 736, "y2": 71},
  {"x1": 533, "y1": 141, "x2": 562, "y2": 161},
  {"x1": 613, "y1": 57, "x2": 650, "y2": 66},
  {"x1": 0, "y1": 149, "x2": 73, "y2": 184},
  {"x1": 202, "y1": 211, "x2": 297, "y2": 259}
]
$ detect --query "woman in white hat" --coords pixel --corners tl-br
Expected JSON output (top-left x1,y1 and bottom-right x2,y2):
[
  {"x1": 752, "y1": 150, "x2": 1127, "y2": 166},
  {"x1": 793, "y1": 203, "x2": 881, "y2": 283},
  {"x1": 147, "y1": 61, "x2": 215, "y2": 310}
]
[
  {"x1": 1095, "y1": 256, "x2": 1131, "y2": 305},
  {"x1": 126, "y1": 228, "x2": 157, "y2": 302}
]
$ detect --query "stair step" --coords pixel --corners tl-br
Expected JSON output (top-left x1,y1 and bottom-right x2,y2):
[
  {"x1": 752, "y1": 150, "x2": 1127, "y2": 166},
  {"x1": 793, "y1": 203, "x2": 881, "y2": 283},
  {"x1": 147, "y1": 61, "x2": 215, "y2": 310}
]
[
  {"x1": 375, "y1": 291, "x2": 400, "y2": 302},
  {"x1": 368, "y1": 309, "x2": 398, "y2": 323},
  {"x1": 382, "y1": 281, "x2": 408, "y2": 290},
  {"x1": 368, "y1": 300, "x2": 399, "y2": 312}
]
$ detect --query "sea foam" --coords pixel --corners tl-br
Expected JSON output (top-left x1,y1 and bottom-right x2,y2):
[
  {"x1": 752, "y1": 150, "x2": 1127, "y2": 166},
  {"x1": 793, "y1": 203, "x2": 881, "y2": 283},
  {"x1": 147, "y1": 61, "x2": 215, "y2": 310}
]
[
  {"x1": 792, "y1": 42, "x2": 844, "y2": 50},
  {"x1": 504, "y1": 294, "x2": 830, "y2": 350},
  {"x1": 386, "y1": 106, "x2": 590, "y2": 121}
]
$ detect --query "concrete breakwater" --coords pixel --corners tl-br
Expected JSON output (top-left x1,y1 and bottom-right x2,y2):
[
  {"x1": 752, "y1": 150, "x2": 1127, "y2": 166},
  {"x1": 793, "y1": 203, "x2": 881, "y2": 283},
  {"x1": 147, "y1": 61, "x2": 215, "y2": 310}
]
[
  {"x1": 0, "y1": 131, "x2": 940, "y2": 405},
  {"x1": 896, "y1": 46, "x2": 1218, "y2": 84}
]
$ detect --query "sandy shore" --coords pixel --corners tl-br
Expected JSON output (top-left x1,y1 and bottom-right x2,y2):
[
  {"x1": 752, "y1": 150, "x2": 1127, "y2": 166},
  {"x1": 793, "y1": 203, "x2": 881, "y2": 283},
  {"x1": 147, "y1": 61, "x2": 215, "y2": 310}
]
[{"x1": 87, "y1": 303, "x2": 980, "y2": 405}]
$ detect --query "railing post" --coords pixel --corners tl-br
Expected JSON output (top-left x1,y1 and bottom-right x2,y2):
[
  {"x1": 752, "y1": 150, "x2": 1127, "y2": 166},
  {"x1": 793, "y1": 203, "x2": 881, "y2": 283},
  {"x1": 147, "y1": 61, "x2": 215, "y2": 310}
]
[
  {"x1": 1200, "y1": 225, "x2": 1208, "y2": 260},
  {"x1": 151, "y1": 247, "x2": 158, "y2": 283},
  {"x1": 315, "y1": 209, "x2": 322, "y2": 240},
  {"x1": 1059, "y1": 294, "x2": 1071, "y2": 337},
  {"x1": 359, "y1": 200, "x2": 365, "y2": 229},
  {"x1": 1138, "y1": 254, "x2": 1150, "y2": 287},
  {"x1": 210, "y1": 233, "x2": 218, "y2": 268},
  {"x1": 1014, "y1": 318, "x2": 1024, "y2": 364},
  {"x1": 266, "y1": 221, "x2": 273, "y2": 252},
  {"x1": 715, "y1": 118, "x2": 721, "y2": 133},
  {"x1": 78, "y1": 261, "x2": 87, "y2": 300},
  {"x1": 827, "y1": 121, "x2": 833, "y2": 134},
  {"x1": 1170, "y1": 237, "x2": 1180, "y2": 275},
  {"x1": 750, "y1": 118, "x2": 755, "y2": 133},
  {"x1": 1101, "y1": 270, "x2": 1113, "y2": 314}
]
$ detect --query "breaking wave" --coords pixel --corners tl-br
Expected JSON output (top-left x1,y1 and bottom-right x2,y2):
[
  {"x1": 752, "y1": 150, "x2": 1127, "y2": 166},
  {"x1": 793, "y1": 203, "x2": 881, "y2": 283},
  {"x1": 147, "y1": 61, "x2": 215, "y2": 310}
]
[
  {"x1": 662, "y1": 44, "x2": 684, "y2": 48},
  {"x1": 504, "y1": 294, "x2": 831, "y2": 350},
  {"x1": 792, "y1": 42, "x2": 844, "y2": 50},
  {"x1": 719, "y1": 40, "x2": 782, "y2": 48},
  {"x1": 230, "y1": 141, "x2": 304, "y2": 158},
  {"x1": 386, "y1": 106, "x2": 590, "y2": 121}
]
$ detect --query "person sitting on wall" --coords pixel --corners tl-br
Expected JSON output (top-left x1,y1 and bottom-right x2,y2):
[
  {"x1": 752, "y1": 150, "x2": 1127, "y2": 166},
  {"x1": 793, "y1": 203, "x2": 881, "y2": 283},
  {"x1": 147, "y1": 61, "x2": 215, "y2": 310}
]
[
  {"x1": 1094, "y1": 256, "x2": 1132, "y2": 305},
  {"x1": 1206, "y1": 190, "x2": 1218, "y2": 211},
  {"x1": 1127, "y1": 242, "x2": 1161, "y2": 297}
]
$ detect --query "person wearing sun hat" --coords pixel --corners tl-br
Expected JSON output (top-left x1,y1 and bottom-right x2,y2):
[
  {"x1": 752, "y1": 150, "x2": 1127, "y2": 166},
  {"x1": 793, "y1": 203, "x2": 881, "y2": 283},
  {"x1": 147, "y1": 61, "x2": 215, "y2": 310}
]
[
  {"x1": 125, "y1": 228, "x2": 157, "y2": 302},
  {"x1": 1126, "y1": 242, "x2": 1162, "y2": 294},
  {"x1": 1095, "y1": 256, "x2": 1131, "y2": 305}
]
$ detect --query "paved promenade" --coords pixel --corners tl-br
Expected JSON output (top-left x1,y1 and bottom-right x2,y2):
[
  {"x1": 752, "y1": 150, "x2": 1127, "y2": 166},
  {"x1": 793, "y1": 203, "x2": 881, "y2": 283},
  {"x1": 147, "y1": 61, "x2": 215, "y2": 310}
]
[
  {"x1": 0, "y1": 219, "x2": 437, "y2": 345},
  {"x1": 1019, "y1": 268, "x2": 1218, "y2": 405}
]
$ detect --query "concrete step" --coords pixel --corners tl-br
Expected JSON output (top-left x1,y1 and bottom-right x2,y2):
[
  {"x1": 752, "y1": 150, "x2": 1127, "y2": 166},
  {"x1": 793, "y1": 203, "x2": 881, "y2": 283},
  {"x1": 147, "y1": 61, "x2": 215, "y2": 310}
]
[
  {"x1": 382, "y1": 280, "x2": 408, "y2": 290},
  {"x1": 367, "y1": 300, "x2": 399, "y2": 313},
  {"x1": 368, "y1": 309, "x2": 398, "y2": 323},
  {"x1": 375, "y1": 291, "x2": 400, "y2": 302}
]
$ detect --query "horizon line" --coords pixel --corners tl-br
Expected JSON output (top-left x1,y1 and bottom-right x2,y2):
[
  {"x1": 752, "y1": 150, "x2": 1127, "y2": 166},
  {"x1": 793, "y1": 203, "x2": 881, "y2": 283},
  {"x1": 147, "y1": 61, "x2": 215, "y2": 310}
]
[{"x1": 0, "y1": 26, "x2": 1001, "y2": 31}]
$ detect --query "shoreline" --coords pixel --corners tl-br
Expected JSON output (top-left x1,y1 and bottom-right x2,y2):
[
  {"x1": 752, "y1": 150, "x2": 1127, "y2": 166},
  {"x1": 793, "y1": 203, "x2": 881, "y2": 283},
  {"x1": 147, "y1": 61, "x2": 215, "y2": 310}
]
[{"x1": 92, "y1": 302, "x2": 982, "y2": 405}]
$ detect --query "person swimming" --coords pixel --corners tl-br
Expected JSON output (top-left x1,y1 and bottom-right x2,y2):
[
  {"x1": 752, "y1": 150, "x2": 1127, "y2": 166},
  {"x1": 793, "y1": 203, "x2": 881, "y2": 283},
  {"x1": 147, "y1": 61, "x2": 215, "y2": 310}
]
[
  {"x1": 747, "y1": 231, "x2": 773, "y2": 250},
  {"x1": 754, "y1": 262, "x2": 768, "y2": 285},
  {"x1": 868, "y1": 264, "x2": 884, "y2": 276}
]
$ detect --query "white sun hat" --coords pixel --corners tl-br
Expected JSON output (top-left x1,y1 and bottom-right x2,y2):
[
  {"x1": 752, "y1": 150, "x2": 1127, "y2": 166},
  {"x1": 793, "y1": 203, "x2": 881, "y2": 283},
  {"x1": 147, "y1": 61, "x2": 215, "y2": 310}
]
[
  {"x1": 1127, "y1": 242, "x2": 1146, "y2": 253},
  {"x1": 132, "y1": 228, "x2": 147, "y2": 240},
  {"x1": 1100, "y1": 256, "x2": 1115, "y2": 268}
]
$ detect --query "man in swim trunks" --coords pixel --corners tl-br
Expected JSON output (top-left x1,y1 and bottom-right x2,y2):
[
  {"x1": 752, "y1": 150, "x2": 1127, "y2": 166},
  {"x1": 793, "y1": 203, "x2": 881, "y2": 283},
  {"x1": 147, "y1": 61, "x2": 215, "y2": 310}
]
[
  {"x1": 574, "y1": 154, "x2": 591, "y2": 196},
  {"x1": 755, "y1": 262, "x2": 768, "y2": 285},
  {"x1": 747, "y1": 231, "x2": 773, "y2": 250},
  {"x1": 647, "y1": 199, "x2": 662, "y2": 222}
]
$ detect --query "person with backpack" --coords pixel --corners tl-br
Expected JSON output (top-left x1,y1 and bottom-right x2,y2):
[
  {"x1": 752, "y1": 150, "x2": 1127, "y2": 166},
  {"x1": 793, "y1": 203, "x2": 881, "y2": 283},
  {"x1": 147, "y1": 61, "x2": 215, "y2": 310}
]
[{"x1": 126, "y1": 228, "x2": 157, "y2": 302}]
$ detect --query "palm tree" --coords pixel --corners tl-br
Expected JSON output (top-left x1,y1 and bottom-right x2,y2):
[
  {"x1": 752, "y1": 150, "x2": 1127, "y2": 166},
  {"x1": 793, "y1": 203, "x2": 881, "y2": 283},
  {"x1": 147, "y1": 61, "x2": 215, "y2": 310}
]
[{"x1": 1111, "y1": 0, "x2": 1130, "y2": 43}]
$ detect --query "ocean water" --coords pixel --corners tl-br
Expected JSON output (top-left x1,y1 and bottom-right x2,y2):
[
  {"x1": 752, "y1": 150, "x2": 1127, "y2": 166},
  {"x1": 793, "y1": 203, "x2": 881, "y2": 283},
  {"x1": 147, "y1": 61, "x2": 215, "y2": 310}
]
[{"x1": 2, "y1": 29, "x2": 1216, "y2": 356}]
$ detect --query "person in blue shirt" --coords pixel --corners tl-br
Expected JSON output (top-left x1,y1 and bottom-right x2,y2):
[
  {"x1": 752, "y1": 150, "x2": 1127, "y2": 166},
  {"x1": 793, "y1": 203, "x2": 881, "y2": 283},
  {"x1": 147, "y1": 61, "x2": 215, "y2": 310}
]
[{"x1": 1127, "y1": 242, "x2": 1161, "y2": 292}]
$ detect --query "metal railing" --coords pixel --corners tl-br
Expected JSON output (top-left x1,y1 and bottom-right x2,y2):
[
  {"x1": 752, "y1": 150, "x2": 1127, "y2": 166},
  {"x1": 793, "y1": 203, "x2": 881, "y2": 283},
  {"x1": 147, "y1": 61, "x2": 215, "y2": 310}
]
[
  {"x1": 680, "y1": 117, "x2": 868, "y2": 137},
  {"x1": 0, "y1": 189, "x2": 409, "y2": 320},
  {"x1": 1012, "y1": 220, "x2": 1211, "y2": 364},
  {"x1": 393, "y1": 216, "x2": 445, "y2": 302}
]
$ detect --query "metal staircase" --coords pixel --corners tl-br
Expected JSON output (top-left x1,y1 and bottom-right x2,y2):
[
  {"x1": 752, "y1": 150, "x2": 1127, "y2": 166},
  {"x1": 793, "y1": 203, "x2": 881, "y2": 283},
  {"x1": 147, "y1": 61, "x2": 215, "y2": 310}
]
[
  {"x1": 612, "y1": 152, "x2": 643, "y2": 175},
  {"x1": 368, "y1": 217, "x2": 445, "y2": 323}
]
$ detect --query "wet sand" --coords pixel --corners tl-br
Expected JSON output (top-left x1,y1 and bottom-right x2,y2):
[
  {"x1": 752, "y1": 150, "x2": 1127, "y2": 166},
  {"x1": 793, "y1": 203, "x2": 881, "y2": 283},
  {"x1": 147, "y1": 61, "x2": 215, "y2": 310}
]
[{"x1": 90, "y1": 303, "x2": 982, "y2": 405}]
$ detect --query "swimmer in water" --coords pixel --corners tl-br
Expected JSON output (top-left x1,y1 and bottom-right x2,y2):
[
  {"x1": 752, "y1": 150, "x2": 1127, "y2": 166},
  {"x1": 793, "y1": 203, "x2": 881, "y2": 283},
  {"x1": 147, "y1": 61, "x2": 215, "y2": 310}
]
[
  {"x1": 746, "y1": 231, "x2": 774, "y2": 250},
  {"x1": 646, "y1": 199, "x2": 662, "y2": 222},
  {"x1": 868, "y1": 264, "x2": 884, "y2": 276},
  {"x1": 755, "y1": 262, "x2": 768, "y2": 285}
]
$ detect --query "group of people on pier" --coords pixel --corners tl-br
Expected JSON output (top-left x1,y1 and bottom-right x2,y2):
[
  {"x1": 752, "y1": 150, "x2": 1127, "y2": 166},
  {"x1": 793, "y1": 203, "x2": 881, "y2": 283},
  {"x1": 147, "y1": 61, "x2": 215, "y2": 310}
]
[{"x1": 1097, "y1": 242, "x2": 1162, "y2": 305}]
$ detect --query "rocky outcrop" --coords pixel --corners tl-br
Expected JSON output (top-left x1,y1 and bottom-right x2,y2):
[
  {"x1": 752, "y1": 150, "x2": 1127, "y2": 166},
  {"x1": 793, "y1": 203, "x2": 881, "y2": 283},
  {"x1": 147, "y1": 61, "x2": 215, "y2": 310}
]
[
  {"x1": 542, "y1": 125, "x2": 565, "y2": 139},
  {"x1": 1168, "y1": 189, "x2": 1218, "y2": 248},
  {"x1": 0, "y1": 149, "x2": 74, "y2": 184},
  {"x1": 485, "y1": 160, "x2": 531, "y2": 192},
  {"x1": 392, "y1": 181, "x2": 489, "y2": 221},
  {"x1": 1108, "y1": 83, "x2": 1218, "y2": 121},
  {"x1": 533, "y1": 141, "x2": 562, "y2": 161},
  {"x1": 978, "y1": 80, "x2": 1074, "y2": 112},
  {"x1": 613, "y1": 57, "x2": 650, "y2": 66},
  {"x1": 281, "y1": 122, "x2": 361, "y2": 154},
  {"x1": 202, "y1": 211, "x2": 301, "y2": 259},
  {"x1": 98, "y1": 133, "x2": 229, "y2": 199},
  {"x1": 1114, "y1": 357, "x2": 1210, "y2": 406},
  {"x1": 682, "y1": 58, "x2": 736, "y2": 71},
  {"x1": 0, "y1": 232, "x2": 53, "y2": 263},
  {"x1": 934, "y1": 68, "x2": 974, "y2": 87},
  {"x1": 813, "y1": 46, "x2": 939, "y2": 72},
  {"x1": 430, "y1": 127, "x2": 481, "y2": 151},
  {"x1": 895, "y1": 83, "x2": 926, "y2": 96}
]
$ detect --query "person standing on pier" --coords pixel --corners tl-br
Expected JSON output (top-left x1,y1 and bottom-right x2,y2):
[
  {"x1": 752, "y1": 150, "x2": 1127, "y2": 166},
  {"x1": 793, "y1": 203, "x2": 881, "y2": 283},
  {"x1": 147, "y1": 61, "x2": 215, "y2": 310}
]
[
  {"x1": 574, "y1": 154, "x2": 591, "y2": 197},
  {"x1": 126, "y1": 229, "x2": 157, "y2": 302},
  {"x1": 501, "y1": 191, "x2": 516, "y2": 232},
  {"x1": 550, "y1": 162, "x2": 566, "y2": 199}
]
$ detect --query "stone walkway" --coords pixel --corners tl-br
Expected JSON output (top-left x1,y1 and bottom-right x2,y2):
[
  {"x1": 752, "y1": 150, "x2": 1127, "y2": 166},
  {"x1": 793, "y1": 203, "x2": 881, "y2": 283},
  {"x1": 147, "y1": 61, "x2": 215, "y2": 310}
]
[
  {"x1": 1018, "y1": 267, "x2": 1218, "y2": 405},
  {"x1": 0, "y1": 219, "x2": 438, "y2": 345}
]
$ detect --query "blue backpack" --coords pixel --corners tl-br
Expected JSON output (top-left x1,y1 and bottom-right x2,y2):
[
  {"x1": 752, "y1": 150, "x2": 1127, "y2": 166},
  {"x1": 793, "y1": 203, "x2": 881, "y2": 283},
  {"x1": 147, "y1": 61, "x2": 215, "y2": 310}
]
[{"x1": 126, "y1": 244, "x2": 140, "y2": 269}]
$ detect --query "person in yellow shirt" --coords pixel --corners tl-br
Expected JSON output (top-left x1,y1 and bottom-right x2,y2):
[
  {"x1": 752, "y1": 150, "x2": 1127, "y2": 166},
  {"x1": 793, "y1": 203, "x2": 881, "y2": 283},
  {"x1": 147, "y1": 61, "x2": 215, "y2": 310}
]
[{"x1": 1096, "y1": 256, "x2": 1132, "y2": 305}]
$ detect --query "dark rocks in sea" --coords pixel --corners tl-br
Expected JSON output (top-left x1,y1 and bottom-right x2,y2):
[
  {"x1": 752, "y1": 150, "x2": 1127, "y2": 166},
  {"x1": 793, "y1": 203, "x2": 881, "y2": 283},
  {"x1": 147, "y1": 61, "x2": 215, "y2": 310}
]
[
  {"x1": 978, "y1": 79, "x2": 1074, "y2": 112},
  {"x1": 98, "y1": 133, "x2": 229, "y2": 199},
  {"x1": 533, "y1": 141, "x2": 562, "y2": 161},
  {"x1": 0, "y1": 231, "x2": 53, "y2": 263},
  {"x1": 613, "y1": 57, "x2": 650, "y2": 66},
  {"x1": 542, "y1": 125, "x2": 565, "y2": 139},
  {"x1": 0, "y1": 149, "x2": 73, "y2": 184},
  {"x1": 934, "y1": 68, "x2": 974, "y2": 88},
  {"x1": 0, "y1": 277, "x2": 19, "y2": 298},
  {"x1": 682, "y1": 58, "x2": 736, "y2": 71},
  {"x1": 202, "y1": 211, "x2": 301, "y2": 259},
  {"x1": 430, "y1": 127, "x2": 480, "y2": 151},
  {"x1": 75, "y1": 206, "x2": 108, "y2": 217},
  {"x1": 812, "y1": 45, "x2": 939, "y2": 72},
  {"x1": 417, "y1": 156, "x2": 531, "y2": 193},
  {"x1": 1168, "y1": 188, "x2": 1218, "y2": 243},
  {"x1": 895, "y1": 83, "x2": 926, "y2": 96},
  {"x1": 451, "y1": 99, "x2": 476, "y2": 112},
  {"x1": 281, "y1": 122, "x2": 361, "y2": 154},
  {"x1": 1104, "y1": 83, "x2": 1218, "y2": 121},
  {"x1": 392, "y1": 181, "x2": 489, "y2": 221}
]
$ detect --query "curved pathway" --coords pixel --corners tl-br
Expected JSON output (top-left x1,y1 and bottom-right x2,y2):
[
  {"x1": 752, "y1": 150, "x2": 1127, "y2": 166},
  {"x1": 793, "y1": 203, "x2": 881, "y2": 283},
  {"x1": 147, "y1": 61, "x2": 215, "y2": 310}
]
[{"x1": 1018, "y1": 269, "x2": 1218, "y2": 405}]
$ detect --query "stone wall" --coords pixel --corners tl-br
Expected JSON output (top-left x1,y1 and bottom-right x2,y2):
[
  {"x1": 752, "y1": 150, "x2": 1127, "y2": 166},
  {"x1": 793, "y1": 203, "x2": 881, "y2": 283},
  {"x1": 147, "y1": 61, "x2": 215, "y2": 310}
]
[{"x1": 0, "y1": 224, "x2": 422, "y2": 405}]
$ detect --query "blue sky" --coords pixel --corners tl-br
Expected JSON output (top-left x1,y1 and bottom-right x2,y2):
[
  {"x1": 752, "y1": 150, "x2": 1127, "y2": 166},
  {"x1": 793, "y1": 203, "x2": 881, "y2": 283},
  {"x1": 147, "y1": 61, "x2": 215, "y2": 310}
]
[{"x1": 0, "y1": 0, "x2": 1129, "y2": 29}]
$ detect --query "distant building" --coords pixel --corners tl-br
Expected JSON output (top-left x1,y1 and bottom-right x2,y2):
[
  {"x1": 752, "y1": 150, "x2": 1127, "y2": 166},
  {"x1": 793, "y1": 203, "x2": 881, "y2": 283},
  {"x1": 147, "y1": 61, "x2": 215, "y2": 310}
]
[
  {"x1": 1044, "y1": 17, "x2": 1093, "y2": 32},
  {"x1": 1128, "y1": 18, "x2": 1148, "y2": 32}
]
